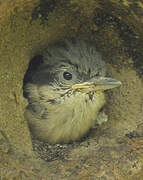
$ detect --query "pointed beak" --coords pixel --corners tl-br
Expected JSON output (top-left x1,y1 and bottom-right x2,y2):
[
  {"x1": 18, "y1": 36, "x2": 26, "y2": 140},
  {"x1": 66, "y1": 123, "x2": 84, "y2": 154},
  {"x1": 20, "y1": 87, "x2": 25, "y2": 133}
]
[{"x1": 72, "y1": 77, "x2": 121, "y2": 92}]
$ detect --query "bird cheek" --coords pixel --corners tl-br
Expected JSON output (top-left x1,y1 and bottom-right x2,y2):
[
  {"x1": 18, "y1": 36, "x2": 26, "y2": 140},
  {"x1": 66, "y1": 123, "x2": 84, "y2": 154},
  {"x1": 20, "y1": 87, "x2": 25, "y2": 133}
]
[{"x1": 39, "y1": 86, "x2": 60, "y2": 101}]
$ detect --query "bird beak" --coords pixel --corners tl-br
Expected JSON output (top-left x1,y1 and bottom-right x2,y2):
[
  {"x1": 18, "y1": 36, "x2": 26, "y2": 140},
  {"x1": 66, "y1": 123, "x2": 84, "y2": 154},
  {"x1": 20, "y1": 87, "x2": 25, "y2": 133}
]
[{"x1": 72, "y1": 77, "x2": 121, "y2": 92}]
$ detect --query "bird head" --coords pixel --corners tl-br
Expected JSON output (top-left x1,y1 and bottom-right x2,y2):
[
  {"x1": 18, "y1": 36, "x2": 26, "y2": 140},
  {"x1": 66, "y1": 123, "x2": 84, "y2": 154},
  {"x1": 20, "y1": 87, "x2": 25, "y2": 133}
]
[
  {"x1": 24, "y1": 39, "x2": 121, "y2": 144},
  {"x1": 29, "y1": 40, "x2": 121, "y2": 98}
]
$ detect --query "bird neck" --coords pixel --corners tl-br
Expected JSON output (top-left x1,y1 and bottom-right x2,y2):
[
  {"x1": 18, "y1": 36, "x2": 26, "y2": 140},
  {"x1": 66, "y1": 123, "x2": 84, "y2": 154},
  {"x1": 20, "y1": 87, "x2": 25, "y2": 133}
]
[{"x1": 44, "y1": 91, "x2": 105, "y2": 143}]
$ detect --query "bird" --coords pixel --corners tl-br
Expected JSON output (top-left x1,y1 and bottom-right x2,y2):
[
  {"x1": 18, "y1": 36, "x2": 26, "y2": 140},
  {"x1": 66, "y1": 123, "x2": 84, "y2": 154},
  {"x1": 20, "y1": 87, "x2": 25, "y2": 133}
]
[{"x1": 24, "y1": 39, "x2": 121, "y2": 144}]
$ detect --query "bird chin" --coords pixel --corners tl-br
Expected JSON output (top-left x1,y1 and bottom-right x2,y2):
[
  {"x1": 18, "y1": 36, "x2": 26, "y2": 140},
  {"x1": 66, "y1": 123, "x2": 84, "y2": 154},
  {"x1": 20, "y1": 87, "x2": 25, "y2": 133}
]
[{"x1": 25, "y1": 91, "x2": 106, "y2": 144}]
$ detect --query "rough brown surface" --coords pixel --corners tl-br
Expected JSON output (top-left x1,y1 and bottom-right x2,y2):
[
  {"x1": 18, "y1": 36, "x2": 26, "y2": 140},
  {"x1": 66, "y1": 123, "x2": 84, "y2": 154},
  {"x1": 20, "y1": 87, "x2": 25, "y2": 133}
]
[{"x1": 0, "y1": 0, "x2": 143, "y2": 179}]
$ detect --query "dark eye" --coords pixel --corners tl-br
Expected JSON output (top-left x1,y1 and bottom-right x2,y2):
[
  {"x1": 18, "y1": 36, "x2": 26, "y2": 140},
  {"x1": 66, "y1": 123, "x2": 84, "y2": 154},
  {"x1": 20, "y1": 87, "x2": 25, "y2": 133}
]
[{"x1": 63, "y1": 71, "x2": 72, "y2": 80}]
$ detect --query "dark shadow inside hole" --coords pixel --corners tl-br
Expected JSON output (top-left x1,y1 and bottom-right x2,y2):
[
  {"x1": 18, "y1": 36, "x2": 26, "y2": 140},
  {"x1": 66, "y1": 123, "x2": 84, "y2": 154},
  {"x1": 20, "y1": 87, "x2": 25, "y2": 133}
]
[{"x1": 23, "y1": 55, "x2": 43, "y2": 98}]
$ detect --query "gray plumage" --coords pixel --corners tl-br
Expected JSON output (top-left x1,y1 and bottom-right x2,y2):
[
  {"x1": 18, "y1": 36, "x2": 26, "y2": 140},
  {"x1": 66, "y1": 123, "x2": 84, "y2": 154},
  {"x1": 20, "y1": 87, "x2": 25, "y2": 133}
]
[{"x1": 24, "y1": 39, "x2": 121, "y2": 144}]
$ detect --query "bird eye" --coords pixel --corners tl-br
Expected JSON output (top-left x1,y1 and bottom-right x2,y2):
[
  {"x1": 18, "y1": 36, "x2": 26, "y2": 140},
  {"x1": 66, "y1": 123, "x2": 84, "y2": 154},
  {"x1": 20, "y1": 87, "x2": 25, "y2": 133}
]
[{"x1": 63, "y1": 71, "x2": 72, "y2": 80}]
